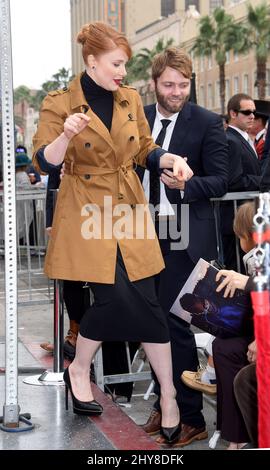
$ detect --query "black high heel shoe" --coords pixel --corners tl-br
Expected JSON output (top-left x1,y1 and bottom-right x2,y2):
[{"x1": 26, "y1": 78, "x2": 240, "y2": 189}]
[
  {"x1": 160, "y1": 423, "x2": 181, "y2": 445},
  {"x1": 63, "y1": 368, "x2": 103, "y2": 416}
]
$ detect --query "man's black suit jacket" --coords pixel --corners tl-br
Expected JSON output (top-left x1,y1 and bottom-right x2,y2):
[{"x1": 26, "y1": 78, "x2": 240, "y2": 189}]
[
  {"x1": 225, "y1": 126, "x2": 261, "y2": 192},
  {"x1": 139, "y1": 101, "x2": 229, "y2": 264}
]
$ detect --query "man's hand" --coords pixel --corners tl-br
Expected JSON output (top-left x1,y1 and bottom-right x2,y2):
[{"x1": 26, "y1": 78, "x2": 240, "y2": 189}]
[
  {"x1": 161, "y1": 169, "x2": 185, "y2": 190},
  {"x1": 63, "y1": 113, "x2": 90, "y2": 140},
  {"x1": 216, "y1": 269, "x2": 249, "y2": 297},
  {"x1": 247, "y1": 340, "x2": 257, "y2": 363}
]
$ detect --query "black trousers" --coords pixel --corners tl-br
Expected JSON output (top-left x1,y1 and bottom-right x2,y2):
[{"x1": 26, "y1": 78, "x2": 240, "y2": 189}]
[
  {"x1": 153, "y1": 245, "x2": 205, "y2": 428},
  {"x1": 63, "y1": 280, "x2": 88, "y2": 323},
  {"x1": 234, "y1": 363, "x2": 258, "y2": 447},
  {"x1": 213, "y1": 336, "x2": 252, "y2": 442}
]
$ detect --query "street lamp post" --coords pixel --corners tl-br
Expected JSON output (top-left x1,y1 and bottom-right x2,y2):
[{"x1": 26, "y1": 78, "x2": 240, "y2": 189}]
[{"x1": 0, "y1": 0, "x2": 33, "y2": 432}]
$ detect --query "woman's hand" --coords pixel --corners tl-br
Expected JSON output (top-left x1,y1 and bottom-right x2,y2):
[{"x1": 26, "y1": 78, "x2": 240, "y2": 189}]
[
  {"x1": 215, "y1": 269, "x2": 249, "y2": 298},
  {"x1": 44, "y1": 113, "x2": 91, "y2": 166},
  {"x1": 63, "y1": 113, "x2": 90, "y2": 140},
  {"x1": 160, "y1": 153, "x2": 193, "y2": 182}
]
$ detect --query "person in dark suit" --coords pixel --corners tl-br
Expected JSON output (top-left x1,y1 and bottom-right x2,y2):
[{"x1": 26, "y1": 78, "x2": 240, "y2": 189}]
[
  {"x1": 260, "y1": 135, "x2": 270, "y2": 190},
  {"x1": 260, "y1": 116, "x2": 270, "y2": 191},
  {"x1": 221, "y1": 94, "x2": 261, "y2": 271},
  {"x1": 261, "y1": 119, "x2": 270, "y2": 162},
  {"x1": 139, "y1": 47, "x2": 229, "y2": 447},
  {"x1": 225, "y1": 94, "x2": 261, "y2": 192},
  {"x1": 250, "y1": 100, "x2": 270, "y2": 160}
]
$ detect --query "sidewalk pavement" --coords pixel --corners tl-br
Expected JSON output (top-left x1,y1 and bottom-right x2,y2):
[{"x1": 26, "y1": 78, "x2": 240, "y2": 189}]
[{"x1": 0, "y1": 281, "x2": 227, "y2": 450}]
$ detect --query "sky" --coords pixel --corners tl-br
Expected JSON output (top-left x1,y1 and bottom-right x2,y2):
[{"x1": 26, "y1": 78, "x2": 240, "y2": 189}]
[{"x1": 10, "y1": 0, "x2": 71, "y2": 89}]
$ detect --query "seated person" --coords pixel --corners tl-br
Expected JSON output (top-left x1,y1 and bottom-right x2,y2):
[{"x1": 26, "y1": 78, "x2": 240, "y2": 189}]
[
  {"x1": 181, "y1": 201, "x2": 257, "y2": 450},
  {"x1": 234, "y1": 340, "x2": 258, "y2": 448}
]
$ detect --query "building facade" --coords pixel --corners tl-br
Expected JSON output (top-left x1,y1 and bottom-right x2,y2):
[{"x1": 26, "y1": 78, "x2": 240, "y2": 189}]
[
  {"x1": 180, "y1": 0, "x2": 270, "y2": 112},
  {"x1": 131, "y1": 0, "x2": 270, "y2": 111},
  {"x1": 70, "y1": 0, "x2": 161, "y2": 74},
  {"x1": 70, "y1": 0, "x2": 270, "y2": 112},
  {"x1": 70, "y1": 0, "x2": 105, "y2": 73}
]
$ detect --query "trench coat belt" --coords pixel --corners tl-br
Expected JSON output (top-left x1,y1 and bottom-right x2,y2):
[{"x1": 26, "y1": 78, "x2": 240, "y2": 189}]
[{"x1": 64, "y1": 160, "x2": 138, "y2": 202}]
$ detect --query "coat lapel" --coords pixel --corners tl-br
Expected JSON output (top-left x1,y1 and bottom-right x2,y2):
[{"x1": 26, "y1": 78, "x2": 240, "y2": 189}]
[
  {"x1": 144, "y1": 102, "x2": 192, "y2": 153},
  {"x1": 110, "y1": 88, "x2": 132, "y2": 140},
  {"x1": 240, "y1": 135, "x2": 258, "y2": 160},
  {"x1": 144, "y1": 105, "x2": 156, "y2": 132},
  {"x1": 168, "y1": 102, "x2": 192, "y2": 153},
  {"x1": 69, "y1": 74, "x2": 114, "y2": 149},
  {"x1": 227, "y1": 127, "x2": 258, "y2": 161}
]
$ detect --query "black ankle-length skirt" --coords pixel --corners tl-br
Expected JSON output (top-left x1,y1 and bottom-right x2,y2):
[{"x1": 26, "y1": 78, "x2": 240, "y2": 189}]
[{"x1": 79, "y1": 249, "x2": 170, "y2": 343}]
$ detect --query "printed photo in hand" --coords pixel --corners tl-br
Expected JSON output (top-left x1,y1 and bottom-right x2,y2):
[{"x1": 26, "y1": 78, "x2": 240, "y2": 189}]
[{"x1": 170, "y1": 259, "x2": 253, "y2": 338}]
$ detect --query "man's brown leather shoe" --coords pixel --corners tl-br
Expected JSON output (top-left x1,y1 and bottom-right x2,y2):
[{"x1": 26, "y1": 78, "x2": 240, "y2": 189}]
[
  {"x1": 156, "y1": 423, "x2": 208, "y2": 447},
  {"x1": 141, "y1": 409, "x2": 161, "y2": 435}
]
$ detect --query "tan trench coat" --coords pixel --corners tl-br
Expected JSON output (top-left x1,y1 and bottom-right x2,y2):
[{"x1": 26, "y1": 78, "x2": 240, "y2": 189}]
[{"x1": 33, "y1": 74, "x2": 165, "y2": 283}]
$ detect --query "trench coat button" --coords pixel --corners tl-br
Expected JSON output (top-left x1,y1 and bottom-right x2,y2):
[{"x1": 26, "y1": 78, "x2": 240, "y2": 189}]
[
  {"x1": 130, "y1": 204, "x2": 136, "y2": 209},
  {"x1": 84, "y1": 174, "x2": 91, "y2": 180},
  {"x1": 129, "y1": 136, "x2": 135, "y2": 142},
  {"x1": 85, "y1": 142, "x2": 91, "y2": 148}
]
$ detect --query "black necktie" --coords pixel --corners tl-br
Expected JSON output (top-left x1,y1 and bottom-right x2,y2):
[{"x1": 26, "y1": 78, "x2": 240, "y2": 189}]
[{"x1": 149, "y1": 119, "x2": 171, "y2": 208}]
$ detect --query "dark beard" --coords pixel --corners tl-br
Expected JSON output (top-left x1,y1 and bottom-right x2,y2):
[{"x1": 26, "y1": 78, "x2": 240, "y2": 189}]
[{"x1": 155, "y1": 89, "x2": 189, "y2": 114}]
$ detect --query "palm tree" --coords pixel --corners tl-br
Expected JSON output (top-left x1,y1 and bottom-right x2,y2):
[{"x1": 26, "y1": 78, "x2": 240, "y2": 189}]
[
  {"x1": 32, "y1": 68, "x2": 74, "y2": 110},
  {"x1": 13, "y1": 85, "x2": 32, "y2": 129},
  {"x1": 245, "y1": 2, "x2": 270, "y2": 100},
  {"x1": 51, "y1": 67, "x2": 73, "y2": 87},
  {"x1": 127, "y1": 38, "x2": 174, "y2": 82},
  {"x1": 192, "y1": 7, "x2": 248, "y2": 114},
  {"x1": 13, "y1": 85, "x2": 32, "y2": 105}
]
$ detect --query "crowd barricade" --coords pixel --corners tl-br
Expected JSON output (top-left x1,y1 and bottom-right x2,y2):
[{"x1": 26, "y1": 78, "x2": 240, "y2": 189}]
[
  {"x1": 94, "y1": 191, "x2": 261, "y2": 394},
  {"x1": 3, "y1": 189, "x2": 259, "y2": 392},
  {"x1": 94, "y1": 344, "x2": 152, "y2": 398},
  {"x1": 0, "y1": 188, "x2": 53, "y2": 306}
]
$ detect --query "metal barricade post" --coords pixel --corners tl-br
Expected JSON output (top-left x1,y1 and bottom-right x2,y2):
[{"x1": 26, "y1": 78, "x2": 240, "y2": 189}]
[{"x1": 23, "y1": 190, "x2": 65, "y2": 385}]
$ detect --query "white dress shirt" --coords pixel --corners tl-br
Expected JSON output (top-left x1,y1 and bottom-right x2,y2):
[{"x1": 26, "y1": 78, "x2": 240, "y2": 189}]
[
  {"x1": 143, "y1": 104, "x2": 179, "y2": 216},
  {"x1": 255, "y1": 128, "x2": 265, "y2": 143}
]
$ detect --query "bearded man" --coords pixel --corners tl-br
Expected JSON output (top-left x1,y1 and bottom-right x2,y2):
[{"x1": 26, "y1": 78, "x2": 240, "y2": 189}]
[{"x1": 138, "y1": 47, "x2": 229, "y2": 447}]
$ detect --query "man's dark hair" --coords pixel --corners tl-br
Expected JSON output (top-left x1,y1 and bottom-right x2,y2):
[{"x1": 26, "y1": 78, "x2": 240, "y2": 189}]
[
  {"x1": 227, "y1": 93, "x2": 253, "y2": 116},
  {"x1": 179, "y1": 293, "x2": 204, "y2": 313}
]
